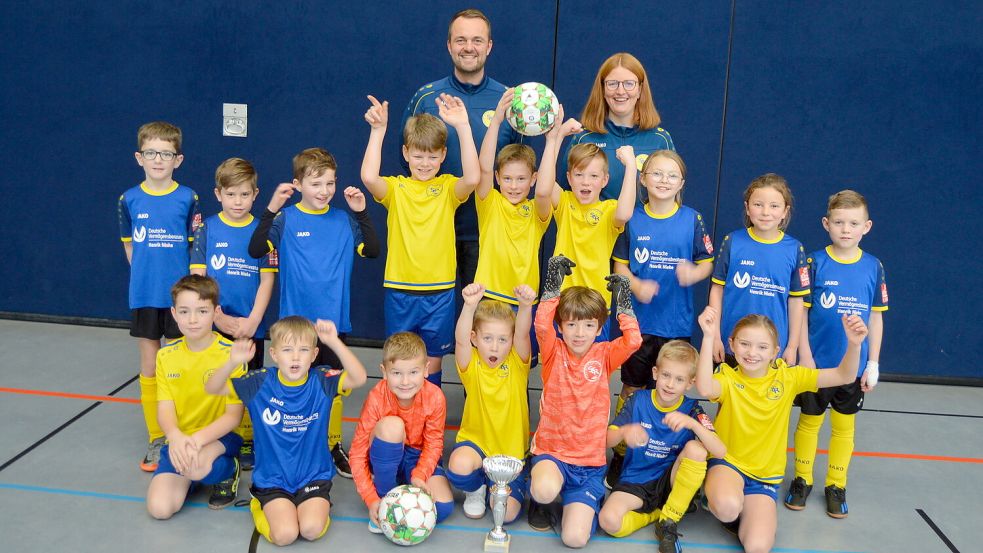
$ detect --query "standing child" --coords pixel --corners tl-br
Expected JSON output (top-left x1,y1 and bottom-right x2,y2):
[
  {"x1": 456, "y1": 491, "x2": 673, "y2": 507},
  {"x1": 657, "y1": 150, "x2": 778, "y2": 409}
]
[
  {"x1": 696, "y1": 307, "x2": 868, "y2": 553},
  {"x1": 785, "y1": 190, "x2": 888, "y2": 518},
  {"x1": 145, "y1": 275, "x2": 244, "y2": 519},
  {"x1": 248, "y1": 147, "x2": 380, "y2": 478},
  {"x1": 607, "y1": 149, "x2": 714, "y2": 485},
  {"x1": 361, "y1": 93, "x2": 480, "y2": 387},
  {"x1": 599, "y1": 340, "x2": 725, "y2": 553},
  {"x1": 349, "y1": 332, "x2": 455, "y2": 534},
  {"x1": 118, "y1": 121, "x2": 201, "y2": 471},
  {"x1": 708, "y1": 174, "x2": 809, "y2": 365},
  {"x1": 204, "y1": 316, "x2": 368, "y2": 546},
  {"x1": 446, "y1": 282, "x2": 535, "y2": 522},
  {"x1": 527, "y1": 255, "x2": 642, "y2": 548}
]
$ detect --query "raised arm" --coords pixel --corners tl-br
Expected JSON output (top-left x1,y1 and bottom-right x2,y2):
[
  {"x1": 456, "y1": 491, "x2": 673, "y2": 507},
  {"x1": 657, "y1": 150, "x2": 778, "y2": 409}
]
[
  {"x1": 696, "y1": 306, "x2": 723, "y2": 399},
  {"x1": 513, "y1": 284, "x2": 536, "y2": 363},
  {"x1": 477, "y1": 91, "x2": 512, "y2": 200},
  {"x1": 816, "y1": 315, "x2": 868, "y2": 389},
  {"x1": 204, "y1": 339, "x2": 254, "y2": 395},
  {"x1": 315, "y1": 319, "x2": 367, "y2": 390},
  {"x1": 613, "y1": 145, "x2": 638, "y2": 227},
  {"x1": 248, "y1": 183, "x2": 294, "y2": 258},
  {"x1": 436, "y1": 93, "x2": 479, "y2": 200},
  {"x1": 455, "y1": 283, "x2": 484, "y2": 371},
  {"x1": 708, "y1": 283, "x2": 726, "y2": 363},
  {"x1": 537, "y1": 106, "x2": 583, "y2": 214},
  {"x1": 343, "y1": 186, "x2": 381, "y2": 258},
  {"x1": 360, "y1": 95, "x2": 390, "y2": 200}
]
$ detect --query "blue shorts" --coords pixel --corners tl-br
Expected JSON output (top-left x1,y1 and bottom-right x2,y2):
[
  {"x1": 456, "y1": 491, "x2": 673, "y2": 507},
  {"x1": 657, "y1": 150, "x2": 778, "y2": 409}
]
[
  {"x1": 453, "y1": 441, "x2": 529, "y2": 505},
  {"x1": 708, "y1": 458, "x2": 779, "y2": 501},
  {"x1": 531, "y1": 454, "x2": 605, "y2": 512},
  {"x1": 385, "y1": 289, "x2": 455, "y2": 357},
  {"x1": 156, "y1": 432, "x2": 243, "y2": 484}
]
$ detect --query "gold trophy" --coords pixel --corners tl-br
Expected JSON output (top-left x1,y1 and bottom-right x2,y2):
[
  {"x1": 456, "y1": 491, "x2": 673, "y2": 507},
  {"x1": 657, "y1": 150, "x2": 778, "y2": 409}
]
[{"x1": 482, "y1": 455, "x2": 524, "y2": 553}]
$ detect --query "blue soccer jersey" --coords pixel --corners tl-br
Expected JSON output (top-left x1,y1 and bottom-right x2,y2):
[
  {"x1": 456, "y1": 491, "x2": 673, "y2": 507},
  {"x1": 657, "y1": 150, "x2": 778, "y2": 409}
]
[
  {"x1": 118, "y1": 182, "x2": 200, "y2": 308},
  {"x1": 611, "y1": 391, "x2": 714, "y2": 484},
  {"x1": 804, "y1": 247, "x2": 888, "y2": 374},
  {"x1": 191, "y1": 213, "x2": 277, "y2": 337},
  {"x1": 711, "y1": 229, "x2": 810, "y2": 352},
  {"x1": 612, "y1": 203, "x2": 714, "y2": 337},
  {"x1": 267, "y1": 205, "x2": 366, "y2": 333},
  {"x1": 232, "y1": 367, "x2": 347, "y2": 492}
]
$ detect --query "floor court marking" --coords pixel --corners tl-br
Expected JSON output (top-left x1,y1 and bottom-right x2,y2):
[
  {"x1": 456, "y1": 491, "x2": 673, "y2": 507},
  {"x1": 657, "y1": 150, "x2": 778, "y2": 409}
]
[
  {"x1": 0, "y1": 482, "x2": 866, "y2": 553},
  {"x1": 916, "y1": 508, "x2": 960, "y2": 553}
]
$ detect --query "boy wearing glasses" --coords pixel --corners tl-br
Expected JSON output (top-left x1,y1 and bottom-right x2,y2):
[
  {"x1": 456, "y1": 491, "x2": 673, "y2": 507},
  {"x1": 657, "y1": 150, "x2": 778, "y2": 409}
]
[{"x1": 118, "y1": 121, "x2": 201, "y2": 472}]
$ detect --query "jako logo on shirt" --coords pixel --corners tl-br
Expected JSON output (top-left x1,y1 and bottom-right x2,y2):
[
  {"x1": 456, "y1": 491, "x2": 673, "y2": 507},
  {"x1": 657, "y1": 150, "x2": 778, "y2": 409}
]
[
  {"x1": 262, "y1": 408, "x2": 281, "y2": 425},
  {"x1": 132, "y1": 226, "x2": 147, "y2": 243},
  {"x1": 634, "y1": 248, "x2": 650, "y2": 264},
  {"x1": 296, "y1": 231, "x2": 311, "y2": 237},
  {"x1": 210, "y1": 254, "x2": 227, "y2": 270},
  {"x1": 732, "y1": 272, "x2": 751, "y2": 289},
  {"x1": 820, "y1": 291, "x2": 836, "y2": 309},
  {"x1": 583, "y1": 360, "x2": 603, "y2": 382}
]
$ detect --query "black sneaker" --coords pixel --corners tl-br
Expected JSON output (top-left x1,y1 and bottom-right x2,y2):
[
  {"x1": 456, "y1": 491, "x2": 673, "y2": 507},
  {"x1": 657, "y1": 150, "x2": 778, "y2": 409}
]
[
  {"x1": 784, "y1": 477, "x2": 812, "y2": 511},
  {"x1": 331, "y1": 442, "x2": 352, "y2": 479},
  {"x1": 239, "y1": 441, "x2": 254, "y2": 472},
  {"x1": 825, "y1": 485, "x2": 848, "y2": 519},
  {"x1": 604, "y1": 452, "x2": 624, "y2": 490},
  {"x1": 721, "y1": 516, "x2": 740, "y2": 537},
  {"x1": 655, "y1": 519, "x2": 682, "y2": 553},
  {"x1": 208, "y1": 458, "x2": 240, "y2": 509},
  {"x1": 528, "y1": 500, "x2": 551, "y2": 531}
]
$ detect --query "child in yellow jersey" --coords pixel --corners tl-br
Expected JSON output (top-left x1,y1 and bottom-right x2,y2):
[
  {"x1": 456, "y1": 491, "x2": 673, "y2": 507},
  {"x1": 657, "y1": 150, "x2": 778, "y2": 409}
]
[
  {"x1": 447, "y1": 282, "x2": 535, "y2": 523},
  {"x1": 146, "y1": 275, "x2": 246, "y2": 519},
  {"x1": 536, "y1": 107, "x2": 637, "y2": 339},
  {"x1": 361, "y1": 93, "x2": 480, "y2": 387},
  {"x1": 695, "y1": 307, "x2": 868, "y2": 553}
]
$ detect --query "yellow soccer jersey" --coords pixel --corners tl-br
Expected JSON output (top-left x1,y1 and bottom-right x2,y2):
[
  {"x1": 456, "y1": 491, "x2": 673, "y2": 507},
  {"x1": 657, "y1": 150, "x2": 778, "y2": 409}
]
[
  {"x1": 379, "y1": 174, "x2": 463, "y2": 291},
  {"x1": 552, "y1": 190, "x2": 623, "y2": 305},
  {"x1": 711, "y1": 360, "x2": 818, "y2": 484},
  {"x1": 156, "y1": 333, "x2": 246, "y2": 436},
  {"x1": 475, "y1": 190, "x2": 551, "y2": 304},
  {"x1": 456, "y1": 348, "x2": 530, "y2": 459}
]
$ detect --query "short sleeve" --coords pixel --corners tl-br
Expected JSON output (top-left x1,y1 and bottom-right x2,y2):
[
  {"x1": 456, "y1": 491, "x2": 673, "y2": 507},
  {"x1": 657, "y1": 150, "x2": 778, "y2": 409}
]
[
  {"x1": 802, "y1": 254, "x2": 818, "y2": 307},
  {"x1": 118, "y1": 194, "x2": 132, "y2": 241},
  {"x1": 711, "y1": 234, "x2": 732, "y2": 285},
  {"x1": 793, "y1": 365, "x2": 820, "y2": 395},
  {"x1": 689, "y1": 402, "x2": 716, "y2": 432},
  {"x1": 379, "y1": 176, "x2": 401, "y2": 207},
  {"x1": 873, "y1": 260, "x2": 889, "y2": 311},
  {"x1": 231, "y1": 369, "x2": 269, "y2": 405},
  {"x1": 692, "y1": 211, "x2": 714, "y2": 263},
  {"x1": 314, "y1": 367, "x2": 348, "y2": 399},
  {"x1": 790, "y1": 242, "x2": 810, "y2": 295},
  {"x1": 268, "y1": 211, "x2": 286, "y2": 250},
  {"x1": 610, "y1": 393, "x2": 639, "y2": 428},
  {"x1": 224, "y1": 364, "x2": 247, "y2": 405},
  {"x1": 190, "y1": 223, "x2": 207, "y2": 269},
  {"x1": 187, "y1": 193, "x2": 201, "y2": 241},
  {"x1": 612, "y1": 231, "x2": 629, "y2": 264},
  {"x1": 710, "y1": 364, "x2": 733, "y2": 404}
]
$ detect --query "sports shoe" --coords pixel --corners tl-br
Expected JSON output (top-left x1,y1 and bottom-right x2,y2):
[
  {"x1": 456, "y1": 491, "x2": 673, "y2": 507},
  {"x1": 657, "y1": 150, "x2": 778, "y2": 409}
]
[
  {"x1": 721, "y1": 516, "x2": 740, "y2": 537},
  {"x1": 784, "y1": 477, "x2": 812, "y2": 511},
  {"x1": 463, "y1": 484, "x2": 487, "y2": 519},
  {"x1": 824, "y1": 485, "x2": 848, "y2": 519},
  {"x1": 368, "y1": 519, "x2": 383, "y2": 534},
  {"x1": 239, "y1": 441, "x2": 255, "y2": 472},
  {"x1": 208, "y1": 458, "x2": 240, "y2": 509},
  {"x1": 655, "y1": 518, "x2": 682, "y2": 553},
  {"x1": 527, "y1": 500, "x2": 552, "y2": 531},
  {"x1": 604, "y1": 452, "x2": 624, "y2": 490},
  {"x1": 140, "y1": 437, "x2": 166, "y2": 472},
  {"x1": 332, "y1": 443, "x2": 353, "y2": 478}
]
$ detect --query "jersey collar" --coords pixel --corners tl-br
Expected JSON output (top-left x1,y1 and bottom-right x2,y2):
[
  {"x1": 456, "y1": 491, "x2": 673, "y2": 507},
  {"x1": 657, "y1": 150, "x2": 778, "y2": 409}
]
[
  {"x1": 826, "y1": 245, "x2": 863, "y2": 264},
  {"x1": 651, "y1": 392, "x2": 685, "y2": 412},
  {"x1": 296, "y1": 204, "x2": 329, "y2": 215},
  {"x1": 747, "y1": 228, "x2": 784, "y2": 244},
  {"x1": 140, "y1": 180, "x2": 178, "y2": 196},
  {"x1": 450, "y1": 73, "x2": 488, "y2": 95},
  {"x1": 218, "y1": 212, "x2": 255, "y2": 227},
  {"x1": 277, "y1": 369, "x2": 309, "y2": 387},
  {"x1": 644, "y1": 202, "x2": 679, "y2": 219}
]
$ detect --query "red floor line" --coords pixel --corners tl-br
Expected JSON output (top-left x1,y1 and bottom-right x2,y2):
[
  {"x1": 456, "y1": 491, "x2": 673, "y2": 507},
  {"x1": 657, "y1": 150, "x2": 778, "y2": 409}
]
[{"x1": 3, "y1": 386, "x2": 980, "y2": 464}]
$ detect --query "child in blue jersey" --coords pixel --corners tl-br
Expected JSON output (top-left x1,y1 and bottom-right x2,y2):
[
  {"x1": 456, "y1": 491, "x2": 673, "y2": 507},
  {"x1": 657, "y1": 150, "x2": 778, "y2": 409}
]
[
  {"x1": 607, "y1": 150, "x2": 714, "y2": 486},
  {"x1": 205, "y1": 316, "x2": 368, "y2": 545},
  {"x1": 118, "y1": 121, "x2": 201, "y2": 472},
  {"x1": 361, "y1": 93, "x2": 480, "y2": 386},
  {"x1": 599, "y1": 340, "x2": 725, "y2": 553},
  {"x1": 785, "y1": 190, "x2": 888, "y2": 519},
  {"x1": 249, "y1": 147, "x2": 380, "y2": 478},
  {"x1": 709, "y1": 174, "x2": 809, "y2": 366}
]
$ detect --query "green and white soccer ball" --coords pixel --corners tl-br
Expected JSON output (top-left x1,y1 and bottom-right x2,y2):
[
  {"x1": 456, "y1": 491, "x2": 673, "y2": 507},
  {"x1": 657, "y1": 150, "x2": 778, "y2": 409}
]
[
  {"x1": 507, "y1": 82, "x2": 560, "y2": 137},
  {"x1": 378, "y1": 485, "x2": 437, "y2": 546}
]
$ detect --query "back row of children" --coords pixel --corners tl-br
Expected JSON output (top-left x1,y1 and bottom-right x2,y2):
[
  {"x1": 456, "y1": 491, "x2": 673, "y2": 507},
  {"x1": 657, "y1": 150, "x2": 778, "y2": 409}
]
[{"x1": 119, "y1": 77, "x2": 886, "y2": 550}]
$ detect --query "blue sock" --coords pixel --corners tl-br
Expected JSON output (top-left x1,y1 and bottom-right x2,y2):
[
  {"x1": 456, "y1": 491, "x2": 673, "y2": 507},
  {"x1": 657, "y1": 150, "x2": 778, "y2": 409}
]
[
  {"x1": 446, "y1": 467, "x2": 485, "y2": 492},
  {"x1": 426, "y1": 370, "x2": 442, "y2": 388},
  {"x1": 369, "y1": 438, "x2": 404, "y2": 497},
  {"x1": 200, "y1": 454, "x2": 235, "y2": 485},
  {"x1": 436, "y1": 500, "x2": 454, "y2": 523}
]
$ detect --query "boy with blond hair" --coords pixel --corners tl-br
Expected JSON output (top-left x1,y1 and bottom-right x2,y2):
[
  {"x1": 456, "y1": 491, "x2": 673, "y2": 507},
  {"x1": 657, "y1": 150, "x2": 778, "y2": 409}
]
[
  {"x1": 119, "y1": 121, "x2": 201, "y2": 471},
  {"x1": 361, "y1": 93, "x2": 480, "y2": 386},
  {"x1": 249, "y1": 147, "x2": 380, "y2": 477}
]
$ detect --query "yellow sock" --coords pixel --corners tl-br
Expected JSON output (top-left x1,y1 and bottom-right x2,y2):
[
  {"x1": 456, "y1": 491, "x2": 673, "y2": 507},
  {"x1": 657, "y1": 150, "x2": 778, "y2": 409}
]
[
  {"x1": 660, "y1": 458, "x2": 706, "y2": 522},
  {"x1": 328, "y1": 395, "x2": 343, "y2": 448},
  {"x1": 826, "y1": 411, "x2": 855, "y2": 488},
  {"x1": 315, "y1": 515, "x2": 331, "y2": 539},
  {"x1": 237, "y1": 408, "x2": 253, "y2": 442},
  {"x1": 613, "y1": 394, "x2": 628, "y2": 456},
  {"x1": 793, "y1": 413, "x2": 825, "y2": 485},
  {"x1": 250, "y1": 498, "x2": 273, "y2": 542},
  {"x1": 139, "y1": 375, "x2": 163, "y2": 441},
  {"x1": 609, "y1": 509, "x2": 659, "y2": 537}
]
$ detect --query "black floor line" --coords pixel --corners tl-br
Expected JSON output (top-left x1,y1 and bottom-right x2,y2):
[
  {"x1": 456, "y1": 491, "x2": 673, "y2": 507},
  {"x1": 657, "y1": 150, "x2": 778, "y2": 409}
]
[
  {"x1": 917, "y1": 508, "x2": 960, "y2": 552},
  {"x1": 0, "y1": 375, "x2": 138, "y2": 474},
  {"x1": 247, "y1": 528, "x2": 260, "y2": 553}
]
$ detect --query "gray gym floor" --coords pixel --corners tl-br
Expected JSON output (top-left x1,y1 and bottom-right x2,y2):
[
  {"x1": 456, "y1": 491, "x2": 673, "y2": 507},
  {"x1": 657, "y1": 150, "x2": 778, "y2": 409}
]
[{"x1": 1, "y1": 319, "x2": 980, "y2": 552}]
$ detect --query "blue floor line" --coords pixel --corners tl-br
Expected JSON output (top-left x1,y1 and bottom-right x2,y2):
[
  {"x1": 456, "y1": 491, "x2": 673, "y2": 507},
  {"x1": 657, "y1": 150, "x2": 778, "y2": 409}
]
[{"x1": 0, "y1": 482, "x2": 867, "y2": 553}]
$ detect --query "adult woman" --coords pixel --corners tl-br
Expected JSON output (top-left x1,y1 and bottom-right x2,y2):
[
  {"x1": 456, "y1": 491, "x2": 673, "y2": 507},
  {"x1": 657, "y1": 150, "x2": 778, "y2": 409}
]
[{"x1": 559, "y1": 53, "x2": 675, "y2": 201}]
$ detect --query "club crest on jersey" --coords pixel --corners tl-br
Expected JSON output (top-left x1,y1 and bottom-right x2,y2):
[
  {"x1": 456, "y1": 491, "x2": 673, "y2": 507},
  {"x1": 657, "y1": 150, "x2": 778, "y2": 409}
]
[
  {"x1": 766, "y1": 381, "x2": 784, "y2": 400},
  {"x1": 497, "y1": 363, "x2": 510, "y2": 378},
  {"x1": 262, "y1": 408, "x2": 282, "y2": 426},
  {"x1": 132, "y1": 226, "x2": 147, "y2": 243},
  {"x1": 820, "y1": 291, "x2": 836, "y2": 309},
  {"x1": 427, "y1": 184, "x2": 442, "y2": 197},
  {"x1": 210, "y1": 254, "x2": 227, "y2": 270},
  {"x1": 582, "y1": 360, "x2": 603, "y2": 382},
  {"x1": 517, "y1": 203, "x2": 532, "y2": 218},
  {"x1": 634, "y1": 247, "x2": 650, "y2": 264},
  {"x1": 703, "y1": 234, "x2": 714, "y2": 254},
  {"x1": 585, "y1": 208, "x2": 602, "y2": 226},
  {"x1": 732, "y1": 271, "x2": 751, "y2": 289},
  {"x1": 482, "y1": 110, "x2": 495, "y2": 127},
  {"x1": 635, "y1": 153, "x2": 648, "y2": 171}
]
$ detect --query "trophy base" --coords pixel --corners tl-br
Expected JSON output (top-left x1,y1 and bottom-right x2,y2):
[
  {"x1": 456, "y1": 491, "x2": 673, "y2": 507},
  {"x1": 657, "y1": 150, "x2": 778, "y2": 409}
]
[{"x1": 483, "y1": 534, "x2": 510, "y2": 553}]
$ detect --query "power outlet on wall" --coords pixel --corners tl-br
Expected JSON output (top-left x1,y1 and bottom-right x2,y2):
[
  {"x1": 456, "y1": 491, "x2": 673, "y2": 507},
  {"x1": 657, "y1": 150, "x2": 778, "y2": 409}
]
[{"x1": 223, "y1": 103, "x2": 247, "y2": 137}]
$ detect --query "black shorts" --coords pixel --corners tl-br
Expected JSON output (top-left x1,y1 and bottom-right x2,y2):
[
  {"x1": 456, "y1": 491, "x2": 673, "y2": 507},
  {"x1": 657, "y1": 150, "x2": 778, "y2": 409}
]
[
  {"x1": 612, "y1": 468, "x2": 673, "y2": 513},
  {"x1": 795, "y1": 378, "x2": 864, "y2": 415},
  {"x1": 621, "y1": 335, "x2": 689, "y2": 388},
  {"x1": 130, "y1": 307, "x2": 181, "y2": 340},
  {"x1": 251, "y1": 479, "x2": 333, "y2": 507},
  {"x1": 217, "y1": 333, "x2": 265, "y2": 372}
]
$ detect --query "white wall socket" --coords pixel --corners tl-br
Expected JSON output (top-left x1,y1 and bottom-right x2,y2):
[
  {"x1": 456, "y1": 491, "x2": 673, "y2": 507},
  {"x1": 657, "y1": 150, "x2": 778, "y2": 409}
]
[{"x1": 223, "y1": 103, "x2": 248, "y2": 137}]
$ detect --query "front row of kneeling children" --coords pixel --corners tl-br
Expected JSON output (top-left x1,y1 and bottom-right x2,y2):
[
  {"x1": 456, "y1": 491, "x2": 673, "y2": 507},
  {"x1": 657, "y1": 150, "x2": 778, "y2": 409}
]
[{"x1": 149, "y1": 256, "x2": 867, "y2": 553}]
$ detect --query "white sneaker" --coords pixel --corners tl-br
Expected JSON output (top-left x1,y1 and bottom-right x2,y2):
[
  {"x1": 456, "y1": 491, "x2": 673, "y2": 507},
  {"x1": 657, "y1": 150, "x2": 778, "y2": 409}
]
[
  {"x1": 463, "y1": 484, "x2": 487, "y2": 519},
  {"x1": 368, "y1": 519, "x2": 383, "y2": 534}
]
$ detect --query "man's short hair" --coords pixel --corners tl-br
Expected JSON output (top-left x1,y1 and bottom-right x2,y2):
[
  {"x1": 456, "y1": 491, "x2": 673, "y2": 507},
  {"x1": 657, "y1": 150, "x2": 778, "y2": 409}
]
[
  {"x1": 293, "y1": 147, "x2": 337, "y2": 181},
  {"x1": 383, "y1": 332, "x2": 427, "y2": 366},
  {"x1": 447, "y1": 8, "x2": 492, "y2": 41},
  {"x1": 138, "y1": 121, "x2": 182, "y2": 153},
  {"x1": 170, "y1": 274, "x2": 218, "y2": 307},
  {"x1": 269, "y1": 316, "x2": 318, "y2": 349},
  {"x1": 215, "y1": 158, "x2": 258, "y2": 191},
  {"x1": 403, "y1": 114, "x2": 448, "y2": 152}
]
